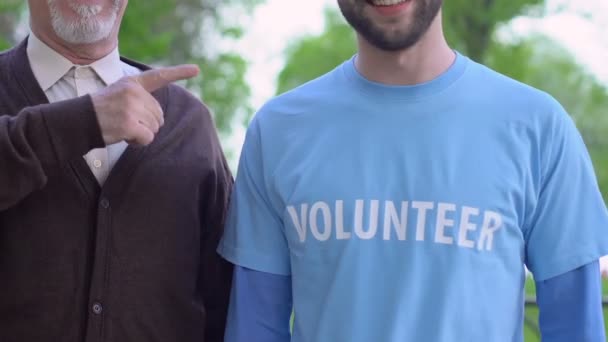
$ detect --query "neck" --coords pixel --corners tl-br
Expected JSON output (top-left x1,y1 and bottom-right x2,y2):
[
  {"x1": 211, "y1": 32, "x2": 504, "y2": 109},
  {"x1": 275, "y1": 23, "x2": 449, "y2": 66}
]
[
  {"x1": 30, "y1": 26, "x2": 117, "y2": 65},
  {"x1": 354, "y1": 12, "x2": 455, "y2": 86}
]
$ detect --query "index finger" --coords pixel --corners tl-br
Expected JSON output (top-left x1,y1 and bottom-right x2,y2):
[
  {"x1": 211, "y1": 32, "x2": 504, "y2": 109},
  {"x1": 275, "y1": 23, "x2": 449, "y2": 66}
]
[{"x1": 134, "y1": 64, "x2": 200, "y2": 93}]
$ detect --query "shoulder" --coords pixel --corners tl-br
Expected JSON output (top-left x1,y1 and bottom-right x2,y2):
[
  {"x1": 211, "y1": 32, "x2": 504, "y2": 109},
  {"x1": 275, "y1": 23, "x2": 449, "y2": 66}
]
[
  {"x1": 159, "y1": 83, "x2": 215, "y2": 141},
  {"x1": 256, "y1": 62, "x2": 346, "y2": 122},
  {"x1": 468, "y1": 60, "x2": 555, "y2": 106},
  {"x1": 0, "y1": 40, "x2": 24, "y2": 73},
  {"x1": 0, "y1": 47, "x2": 12, "y2": 65},
  {"x1": 463, "y1": 58, "x2": 568, "y2": 126}
]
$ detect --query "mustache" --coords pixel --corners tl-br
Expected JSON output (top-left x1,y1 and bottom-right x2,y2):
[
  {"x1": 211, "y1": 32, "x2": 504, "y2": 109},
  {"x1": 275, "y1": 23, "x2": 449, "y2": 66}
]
[{"x1": 65, "y1": 0, "x2": 122, "y2": 19}]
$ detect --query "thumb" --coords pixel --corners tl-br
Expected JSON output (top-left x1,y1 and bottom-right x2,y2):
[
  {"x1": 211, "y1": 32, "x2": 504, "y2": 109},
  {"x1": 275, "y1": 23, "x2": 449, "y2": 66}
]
[{"x1": 134, "y1": 64, "x2": 200, "y2": 93}]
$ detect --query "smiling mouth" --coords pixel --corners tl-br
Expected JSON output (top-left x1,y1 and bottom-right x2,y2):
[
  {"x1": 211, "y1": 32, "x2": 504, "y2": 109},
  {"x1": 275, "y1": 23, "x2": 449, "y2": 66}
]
[{"x1": 366, "y1": 0, "x2": 412, "y2": 6}]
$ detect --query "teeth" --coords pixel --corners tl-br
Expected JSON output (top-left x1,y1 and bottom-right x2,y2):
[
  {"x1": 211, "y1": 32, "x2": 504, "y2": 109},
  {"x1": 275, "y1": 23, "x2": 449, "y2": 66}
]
[{"x1": 370, "y1": 0, "x2": 408, "y2": 6}]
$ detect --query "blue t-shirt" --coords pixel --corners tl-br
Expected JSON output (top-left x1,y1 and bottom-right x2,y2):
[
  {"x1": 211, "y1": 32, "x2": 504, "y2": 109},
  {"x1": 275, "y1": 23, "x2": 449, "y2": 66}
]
[{"x1": 218, "y1": 52, "x2": 608, "y2": 342}]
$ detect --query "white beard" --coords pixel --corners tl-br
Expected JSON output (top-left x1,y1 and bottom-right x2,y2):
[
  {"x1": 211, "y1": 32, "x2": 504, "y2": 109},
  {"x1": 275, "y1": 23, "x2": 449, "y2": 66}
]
[{"x1": 47, "y1": 0, "x2": 121, "y2": 44}]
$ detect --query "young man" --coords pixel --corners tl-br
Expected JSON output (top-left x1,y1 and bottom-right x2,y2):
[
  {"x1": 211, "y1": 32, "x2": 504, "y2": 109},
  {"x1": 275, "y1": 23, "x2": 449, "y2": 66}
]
[
  {"x1": 219, "y1": 0, "x2": 608, "y2": 341},
  {"x1": 0, "y1": 1, "x2": 232, "y2": 341}
]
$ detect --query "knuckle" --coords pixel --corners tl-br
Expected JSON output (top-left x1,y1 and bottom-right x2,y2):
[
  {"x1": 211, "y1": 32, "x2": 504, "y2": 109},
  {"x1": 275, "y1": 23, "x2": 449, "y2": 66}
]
[
  {"x1": 125, "y1": 83, "x2": 139, "y2": 97},
  {"x1": 115, "y1": 80, "x2": 130, "y2": 93},
  {"x1": 143, "y1": 133, "x2": 154, "y2": 145},
  {"x1": 120, "y1": 109, "x2": 133, "y2": 124},
  {"x1": 125, "y1": 101, "x2": 141, "y2": 118},
  {"x1": 125, "y1": 119, "x2": 139, "y2": 134}
]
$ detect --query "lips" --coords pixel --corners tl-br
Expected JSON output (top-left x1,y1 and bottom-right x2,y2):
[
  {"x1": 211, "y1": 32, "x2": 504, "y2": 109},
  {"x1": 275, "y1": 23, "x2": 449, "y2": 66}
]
[
  {"x1": 366, "y1": 0, "x2": 413, "y2": 16},
  {"x1": 367, "y1": 0, "x2": 411, "y2": 6}
]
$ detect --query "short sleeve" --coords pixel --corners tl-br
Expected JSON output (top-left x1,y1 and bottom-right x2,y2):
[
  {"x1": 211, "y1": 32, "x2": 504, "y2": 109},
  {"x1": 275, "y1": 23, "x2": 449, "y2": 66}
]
[
  {"x1": 217, "y1": 118, "x2": 291, "y2": 276},
  {"x1": 524, "y1": 101, "x2": 608, "y2": 281}
]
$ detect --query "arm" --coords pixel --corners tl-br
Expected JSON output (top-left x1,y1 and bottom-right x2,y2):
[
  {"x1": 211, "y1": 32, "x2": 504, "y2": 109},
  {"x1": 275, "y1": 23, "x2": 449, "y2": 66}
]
[
  {"x1": 536, "y1": 260, "x2": 605, "y2": 342},
  {"x1": 0, "y1": 96, "x2": 104, "y2": 210},
  {"x1": 523, "y1": 99, "x2": 608, "y2": 340},
  {"x1": 200, "y1": 165, "x2": 234, "y2": 342},
  {"x1": 0, "y1": 64, "x2": 199, "y2": 211},
  {"x1": 196, "y1": 101, "x2": 235, "y2": 342},
  {"x1": 225, "y1": 266, "x2": 293, "y2": 342},
  {"x1": 216, "y1": 115, "x2": 294, "y2": 339}
]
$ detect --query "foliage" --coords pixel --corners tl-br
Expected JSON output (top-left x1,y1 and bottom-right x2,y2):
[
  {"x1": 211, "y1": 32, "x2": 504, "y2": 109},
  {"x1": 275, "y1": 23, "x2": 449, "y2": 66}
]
[
  {"x1": 119, "y1": 0, "x2": 262, "y2": 135},
  {"x1": 442, "y1": 0, "x2": 545, "y2": 61},
  {"x1": 276, "y1": 9, "x2": 356, "y2": 95},
  {"x1": 0, "y1": 0, "x2": 25, "y2": 50}
]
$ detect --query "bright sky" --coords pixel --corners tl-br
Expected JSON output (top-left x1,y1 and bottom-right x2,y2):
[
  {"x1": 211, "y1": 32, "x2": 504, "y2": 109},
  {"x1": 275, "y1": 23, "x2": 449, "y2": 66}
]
[{"x1": 226, "y1": 0, "x2": 608, "y2": 163}]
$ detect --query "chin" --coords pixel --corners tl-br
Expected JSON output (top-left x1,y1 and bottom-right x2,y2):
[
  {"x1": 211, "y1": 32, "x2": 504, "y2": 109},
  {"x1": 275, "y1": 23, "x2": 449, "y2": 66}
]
[
  {"x1": 48, "y1": 0, "x2": 120, "y2": 44},
  {"x1": 52, "y1": 16, "x2": 117, "y2": 44}
]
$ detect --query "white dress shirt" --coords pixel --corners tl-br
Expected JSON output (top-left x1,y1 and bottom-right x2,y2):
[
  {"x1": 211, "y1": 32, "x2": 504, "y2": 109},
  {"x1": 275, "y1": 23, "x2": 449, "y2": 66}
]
[{"x1": 26, "y1": 33, "x2": 141, "y2": 186}]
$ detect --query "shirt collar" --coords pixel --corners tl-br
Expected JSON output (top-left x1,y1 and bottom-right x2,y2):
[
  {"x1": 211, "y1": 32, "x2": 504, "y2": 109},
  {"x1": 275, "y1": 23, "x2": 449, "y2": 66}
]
[
  {"x1": 89, "y1": 46, "x2": 124, "y2": 86},
  {"x1": 26, "y1": 32, "x2": 124, "y2": 91}
]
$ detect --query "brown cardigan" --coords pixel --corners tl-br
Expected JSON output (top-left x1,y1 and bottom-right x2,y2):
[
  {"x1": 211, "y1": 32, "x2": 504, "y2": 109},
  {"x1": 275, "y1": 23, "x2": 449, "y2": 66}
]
[{"x1": 0, "y1": 38, "x2": 233, "y2": 342}]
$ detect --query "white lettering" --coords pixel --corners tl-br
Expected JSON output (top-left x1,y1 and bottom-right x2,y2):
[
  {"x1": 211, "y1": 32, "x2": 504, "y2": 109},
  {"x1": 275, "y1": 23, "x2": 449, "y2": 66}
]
[
  {"x1": 413, "y1": 201, "x2": 434, "y2": 241},
  {"x1": 458, "y1": 206, "x2": 479, "y2": 248},
  {"x1": 287, "y1": 200, "x2": 504, "y2": 253},
  {"x1": 310, "y1": 202, "x2": 332, "y2": 241},
  {"x1": 335, "y1": 200, "x2": 351, "y2": 240},
  {"x1": 355, "y1": 199, "x2": 379, "y2": 239},
  {"x1": 477, "y1": 210, "x2": 503, "y2": 251},
  {"x1": 287, "y1": 204, "x2": 308, "y2": 243},
  {"x1": 383, "y1": 201, "x2": 408, "y2": 241},
  {"x1": 435, "y1": 202, "x2": 456, "y2": 245}
]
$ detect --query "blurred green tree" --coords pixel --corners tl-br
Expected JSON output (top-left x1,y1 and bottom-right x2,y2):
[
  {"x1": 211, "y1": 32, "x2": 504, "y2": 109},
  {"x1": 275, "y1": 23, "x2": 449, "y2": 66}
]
[
  {"x1": 0, "y1": 0, "x2": 25, "y2": 50},
  {"x1": 275, "y1": 5, "x2": 608, "y2": 201},
  {"x1": 442, "y1": 0, "x2": 545, "y2": 62},
  {"x1": 276, "y1": 10, "x2": 356, "y2": 95},
  {"x1": 119, "y1": 0, "x2": 262, "y2": 135}
]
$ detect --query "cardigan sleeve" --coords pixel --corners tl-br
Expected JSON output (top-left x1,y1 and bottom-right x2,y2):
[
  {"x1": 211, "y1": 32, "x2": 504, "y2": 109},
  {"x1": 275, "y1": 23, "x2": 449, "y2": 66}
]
[{"x1": 0, "y1": 95, "x2": 104, "y2": 210}]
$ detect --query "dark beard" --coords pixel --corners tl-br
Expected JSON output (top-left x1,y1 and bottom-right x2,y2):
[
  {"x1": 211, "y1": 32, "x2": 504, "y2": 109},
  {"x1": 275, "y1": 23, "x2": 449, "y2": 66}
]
[{"x1": 338, "y1": 0, "x2": 443, "y2": 51}]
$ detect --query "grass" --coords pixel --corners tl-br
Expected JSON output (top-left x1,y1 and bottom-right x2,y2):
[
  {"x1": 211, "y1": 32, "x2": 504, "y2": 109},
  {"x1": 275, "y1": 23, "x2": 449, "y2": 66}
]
[{"x1": 523, "y1": 277, "x2": 608, "y2": 341}]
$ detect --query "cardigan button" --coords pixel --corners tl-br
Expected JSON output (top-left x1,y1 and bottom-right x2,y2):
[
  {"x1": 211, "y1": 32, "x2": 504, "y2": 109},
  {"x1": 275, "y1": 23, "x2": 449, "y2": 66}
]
[
  {"x1": 100, "y1": 198, "x2": 110, "y2": 209},
  {"x1": 92, "y1": 302, "x2": 103, "y2": 315}
]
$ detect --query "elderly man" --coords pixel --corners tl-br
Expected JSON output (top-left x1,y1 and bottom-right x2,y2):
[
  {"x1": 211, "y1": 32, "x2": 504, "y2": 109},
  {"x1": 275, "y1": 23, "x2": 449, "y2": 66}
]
[{"x1": 0, "y1": 1, "x2": 232, "y2": 341}]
